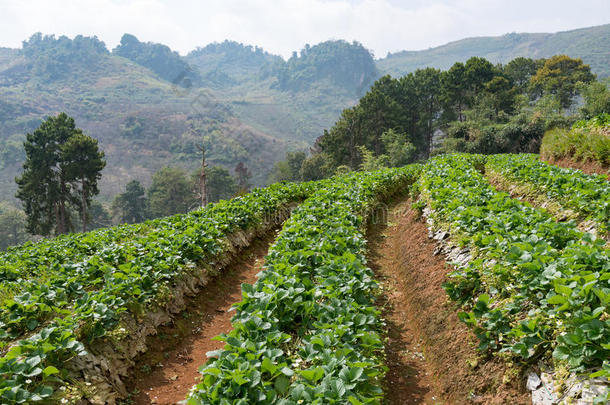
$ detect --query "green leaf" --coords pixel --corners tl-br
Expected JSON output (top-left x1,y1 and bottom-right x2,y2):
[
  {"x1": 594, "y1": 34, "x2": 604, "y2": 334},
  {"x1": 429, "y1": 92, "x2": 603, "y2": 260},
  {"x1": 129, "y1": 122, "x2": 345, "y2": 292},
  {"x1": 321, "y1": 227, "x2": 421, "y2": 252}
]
[
  {"x1": 274, "y1": 375, "x2": 290, "y2": 394},
  {"x1": 26, "y1": 319, "x2": 39, "y2": 331},
  {"x1": 43, "y1": 366, "x2": 60, "y2": 377},
  {"x1": 299, "y1": 367, "x2": 324, "y2": 382},
  {"x1": 547, "y1": 295, "x2": 567, "y2": 305},
  {"x1": 261, "y1": 358, "x2": 277, "y2": 375}
]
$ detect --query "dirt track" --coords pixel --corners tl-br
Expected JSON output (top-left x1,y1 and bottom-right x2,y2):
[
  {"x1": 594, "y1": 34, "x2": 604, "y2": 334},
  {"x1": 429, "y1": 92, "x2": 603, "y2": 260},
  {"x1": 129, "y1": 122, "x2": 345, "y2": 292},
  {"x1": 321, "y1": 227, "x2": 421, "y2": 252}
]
[
  {"x1": 367, "y1": 199, "x2": 529, "y2": 404},
  {"x1": 128, "y1": 232, "x2": 277, "y2": 404}
]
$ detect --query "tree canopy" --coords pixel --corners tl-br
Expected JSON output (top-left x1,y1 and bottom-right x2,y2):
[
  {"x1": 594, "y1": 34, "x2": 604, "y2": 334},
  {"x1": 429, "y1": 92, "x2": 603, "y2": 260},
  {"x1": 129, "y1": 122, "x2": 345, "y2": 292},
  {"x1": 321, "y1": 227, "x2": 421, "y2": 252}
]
[
  {"x1": 147, "y1": 167, "x2": 194, "y2": 218},
  {"x1": 15, "y1": 113, "x2": 106, "y2": 235}
]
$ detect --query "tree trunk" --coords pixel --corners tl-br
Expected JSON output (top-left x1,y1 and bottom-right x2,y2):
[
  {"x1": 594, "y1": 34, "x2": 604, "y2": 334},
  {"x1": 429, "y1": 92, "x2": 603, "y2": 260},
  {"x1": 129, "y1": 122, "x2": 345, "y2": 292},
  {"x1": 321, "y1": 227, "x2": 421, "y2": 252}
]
[
  {"x1": 57, "y1": 176, "x2": 68, "y2": 235},
  {"x1": 199, "y1": 145, "x2": 207, "y2": 208},
  {"x1": 81, "y1": 177, "x2": 88, "y2": 233}
]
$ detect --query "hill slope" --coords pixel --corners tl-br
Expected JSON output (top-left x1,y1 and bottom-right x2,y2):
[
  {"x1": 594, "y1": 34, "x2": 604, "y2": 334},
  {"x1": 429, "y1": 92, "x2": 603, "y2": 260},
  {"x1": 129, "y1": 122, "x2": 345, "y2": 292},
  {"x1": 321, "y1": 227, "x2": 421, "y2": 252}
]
[
  {"x1": 1, "y1": 24, "x2": 609, "y2": 205},
  {"x1": 0, "y1": 35, "x2": 293, "y2": 202},
  {"x1": 378, "y1": 24, "x2": 610, "y2": 77}
]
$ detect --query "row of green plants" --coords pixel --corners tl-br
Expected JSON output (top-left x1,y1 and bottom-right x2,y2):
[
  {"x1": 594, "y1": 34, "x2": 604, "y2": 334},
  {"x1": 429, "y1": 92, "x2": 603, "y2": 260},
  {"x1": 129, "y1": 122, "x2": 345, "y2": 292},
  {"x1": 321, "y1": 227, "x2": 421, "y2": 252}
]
[
  {"x1": 414, "y1": 154, "x2": 609, "y2": 384},
  {"x1": 0, "y1": 222, "x2": 151, "y2": 297},
  {"x1": 485, "y1": 153, "x2": 609, "y2": 236},
  {"x1": 540, "y1": 113, "x2": 610, "y2": 167},
  {"x1": 187, "y1": 165, "x2": 422, "y2": 404},
  {"x1": 0, "y1": 181, "x2": 316, "y2": 404}
]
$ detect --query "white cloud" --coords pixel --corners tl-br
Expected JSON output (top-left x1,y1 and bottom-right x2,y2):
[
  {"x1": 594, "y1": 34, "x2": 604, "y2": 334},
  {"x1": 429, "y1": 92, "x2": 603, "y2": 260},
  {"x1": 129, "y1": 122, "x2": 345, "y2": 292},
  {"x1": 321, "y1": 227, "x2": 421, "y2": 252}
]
[{"x1": 0, "y1": 0, "x2": 608, "y2": 58}]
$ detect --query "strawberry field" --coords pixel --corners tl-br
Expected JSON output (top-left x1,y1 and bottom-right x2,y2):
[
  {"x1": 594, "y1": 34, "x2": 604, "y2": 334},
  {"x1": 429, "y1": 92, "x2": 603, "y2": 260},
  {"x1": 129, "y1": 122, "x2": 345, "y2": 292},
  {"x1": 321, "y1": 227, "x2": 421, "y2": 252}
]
[{"x1": 0, "y1": 155, "x2": 608, "y2": 404}]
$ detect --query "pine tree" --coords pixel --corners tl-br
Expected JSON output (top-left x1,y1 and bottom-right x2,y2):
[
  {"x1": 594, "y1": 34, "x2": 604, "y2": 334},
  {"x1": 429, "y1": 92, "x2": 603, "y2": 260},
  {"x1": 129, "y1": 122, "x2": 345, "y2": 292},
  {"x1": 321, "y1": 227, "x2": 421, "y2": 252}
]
[
  {"x1": 15, "y1": 113, "x2": 106, "y2": 235},
  {"x1": 61, "y1": 133, "x2": 106, "y2": 232},
  {"x1": 112, "y1": 180, "x2": 147, "y2": 224}
]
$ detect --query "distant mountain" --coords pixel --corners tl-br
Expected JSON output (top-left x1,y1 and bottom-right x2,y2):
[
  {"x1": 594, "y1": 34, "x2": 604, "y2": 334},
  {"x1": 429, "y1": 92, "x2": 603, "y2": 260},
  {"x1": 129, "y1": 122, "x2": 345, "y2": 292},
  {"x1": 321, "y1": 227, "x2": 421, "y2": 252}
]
[
  {"x1": 271, "y1": 40, "x2": 378, "y2": 94},
  {"x1": 1, "y1": 24, "x2": 609, "y2": 206},
  {"x1": 378, "y1": 24, "x2": 610, "y2": 78},
  {"x1": 113, "y1": 33, "x2": 201, "y2": 86},
  {"x1": 0, "y1": 34, "x2": 293, "y2": 202},
  {"x1": 0, "y1": 35, "x2": 375, "y2": 204},
  {"x1": 185, "y1": 40, "x2": 282, "y2": 87}
]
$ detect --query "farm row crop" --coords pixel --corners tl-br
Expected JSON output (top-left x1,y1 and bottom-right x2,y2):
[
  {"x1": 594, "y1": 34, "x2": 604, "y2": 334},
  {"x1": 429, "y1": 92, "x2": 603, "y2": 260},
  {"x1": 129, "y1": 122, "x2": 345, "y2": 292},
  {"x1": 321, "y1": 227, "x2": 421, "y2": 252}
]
[
  {"x1": 414, "y1": 154, "x2": 609, "y2": 382},
  {"x1": 486, "y1": 153, "x2": 609, "y2": 236},
  {"x1": 187, "y1": 165, "x2": 422, "y2": 404},
  {"x1": 0, "y1": 181, "x2": 316, "y2": 404}
]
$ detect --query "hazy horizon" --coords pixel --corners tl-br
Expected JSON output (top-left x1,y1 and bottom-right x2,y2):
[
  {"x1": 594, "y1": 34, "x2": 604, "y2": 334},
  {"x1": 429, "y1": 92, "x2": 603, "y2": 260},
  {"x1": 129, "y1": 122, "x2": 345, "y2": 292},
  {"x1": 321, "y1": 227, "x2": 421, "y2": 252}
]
[{"x1": 1, "y1": 0, "x2": 609, "y2": 59}]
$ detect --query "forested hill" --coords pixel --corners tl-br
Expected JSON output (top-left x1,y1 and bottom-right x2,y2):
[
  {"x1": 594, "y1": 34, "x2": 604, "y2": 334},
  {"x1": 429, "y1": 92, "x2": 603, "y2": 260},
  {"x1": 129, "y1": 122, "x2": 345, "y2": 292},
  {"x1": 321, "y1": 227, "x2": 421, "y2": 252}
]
[
  {"x1": 185, "y1": 40, "x2": 282, "y2": 87},
  {"x1": 378, "y1": 24, "x2": 610, "y2": 78},
  {"x1": 1, "y1": 24, "x2": 609, "y2": 206},
  {"x1": 0, "y1": 35, "x2": 374, "y2": 204}
]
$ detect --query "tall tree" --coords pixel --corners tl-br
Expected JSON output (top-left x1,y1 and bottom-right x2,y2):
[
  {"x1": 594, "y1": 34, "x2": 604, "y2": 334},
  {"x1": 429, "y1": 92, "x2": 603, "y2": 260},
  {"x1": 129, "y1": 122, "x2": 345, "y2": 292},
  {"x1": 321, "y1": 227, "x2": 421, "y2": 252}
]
[
  {"x1": 234, "y1": 162, "x2": 252, "y2": 194},
  {"x1": 197, "y1": 144, "x2": 207, "y2": 208},
  {"x1": 147, "y1": 167, "x2": 194, "y2": 218},
  {"x1": 15, "y1": 113, "x2": 105, "y2": 235},
  {"x1": 531, "y1": 55, "x2": 595, "y2": 108},
  {"x1": 112, "y1": 180, "x2": 147, "y2": 224},
  {"x1": 61, "y1": 133, "x2": 106, "y2": 232},
  {"x1": 503, "y1": 57, "x2": 539, "y2": 91},
  {"x1": 194, "y1": 166, "x2": 238, "y2": 203},
  {"x1": 413, "y1": 68, "x2": 442, "y2": 157},
  {"x1": 0, "y1": 202, "x2": 29, "y2": 250},
  {"x1": 441, "y1": 62, "x2": 468, "y2": 122}
]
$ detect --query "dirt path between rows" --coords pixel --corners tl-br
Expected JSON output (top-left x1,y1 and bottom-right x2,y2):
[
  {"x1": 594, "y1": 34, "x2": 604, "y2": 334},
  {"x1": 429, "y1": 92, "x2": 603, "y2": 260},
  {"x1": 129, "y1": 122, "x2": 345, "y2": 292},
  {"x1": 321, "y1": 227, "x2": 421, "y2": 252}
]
[
  {"x1": 367, "y1": 198, "x2": 529, "y2": 404},
  {"x1": 127, "y1": 232, "x2": 278, "y2": 405}
]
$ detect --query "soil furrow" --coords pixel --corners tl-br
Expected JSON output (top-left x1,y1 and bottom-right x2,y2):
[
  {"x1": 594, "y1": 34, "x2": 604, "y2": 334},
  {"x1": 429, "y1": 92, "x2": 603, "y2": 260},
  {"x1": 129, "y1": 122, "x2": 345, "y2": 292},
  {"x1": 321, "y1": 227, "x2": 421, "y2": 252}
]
[
  {"x1": 367, "y1": 198, "x2": 529, "y2": 404},
  {"x1": 126, "y1": 231, "x2": 279, "y2": 405}
]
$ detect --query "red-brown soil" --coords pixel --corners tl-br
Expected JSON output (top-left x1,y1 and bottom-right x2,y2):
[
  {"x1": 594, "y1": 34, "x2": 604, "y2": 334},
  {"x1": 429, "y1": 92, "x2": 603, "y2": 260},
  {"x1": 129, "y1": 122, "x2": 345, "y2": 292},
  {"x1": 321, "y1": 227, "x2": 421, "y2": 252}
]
[
  {"x1": 367, "y1": 199, "x2": 529, "y2": 404},
  {"x1": 542, "y1": 156, "x2": 609, "y2": 180},
  {"x1": 127, "y1": 232, "x2": 277, "y2": 404}
]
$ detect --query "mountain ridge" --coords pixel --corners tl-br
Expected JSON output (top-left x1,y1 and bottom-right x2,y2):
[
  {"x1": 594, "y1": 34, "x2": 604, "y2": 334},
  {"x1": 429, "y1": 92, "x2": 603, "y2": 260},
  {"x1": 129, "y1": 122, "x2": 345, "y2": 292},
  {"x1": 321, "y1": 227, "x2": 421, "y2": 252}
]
[
  {"x1": 1, "y1": 23, "x2": 609, "y2": 205},
  {"x1": 378, "y1": 23, "x2": 610, "y2": 77}
]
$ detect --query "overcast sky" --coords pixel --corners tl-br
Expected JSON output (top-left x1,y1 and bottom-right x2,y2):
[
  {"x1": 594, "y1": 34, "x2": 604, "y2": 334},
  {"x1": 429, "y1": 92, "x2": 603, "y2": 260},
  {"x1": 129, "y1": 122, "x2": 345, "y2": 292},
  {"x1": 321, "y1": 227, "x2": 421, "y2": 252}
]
[{"x1": 1, "y1": 0, "x2": 609, "y2": 58}]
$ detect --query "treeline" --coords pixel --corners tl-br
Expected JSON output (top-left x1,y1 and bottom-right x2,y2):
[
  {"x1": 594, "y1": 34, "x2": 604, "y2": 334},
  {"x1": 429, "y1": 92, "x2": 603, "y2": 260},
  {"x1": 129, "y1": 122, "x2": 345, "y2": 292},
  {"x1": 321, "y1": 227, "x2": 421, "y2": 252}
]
[
  {"x1": 111, "y1": 163, "x2": 249, "y2": 224},
  {"x1": 0, "y1": 113, "x2": 255, "y2": 250},
  {"x1": 113, "y1": 33, "x2": 201, "y2": 86},
  {"x1": 1, "y1": 163, "x2": 250, "y2": 249},
  {"x1": 272, "y1": 54, "x2": 608, "y2": 178},
  {"x1": 22, "y1": 33, "x2": 109, "y2": 81},
  {"x1": 269, "y1": 40, "x2": 378, "y2": 94}
]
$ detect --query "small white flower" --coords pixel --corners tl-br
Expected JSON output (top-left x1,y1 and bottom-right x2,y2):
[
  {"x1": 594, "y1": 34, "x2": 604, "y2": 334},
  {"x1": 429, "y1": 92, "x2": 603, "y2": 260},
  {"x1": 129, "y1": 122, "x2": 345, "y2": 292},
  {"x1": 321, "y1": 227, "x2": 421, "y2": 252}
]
[
  {"x1": 61, "y1": 399, "x2": 69, "y2": 404},
  {"x1": 25, "y1": 379, "x2": 32, "y2": 384}
]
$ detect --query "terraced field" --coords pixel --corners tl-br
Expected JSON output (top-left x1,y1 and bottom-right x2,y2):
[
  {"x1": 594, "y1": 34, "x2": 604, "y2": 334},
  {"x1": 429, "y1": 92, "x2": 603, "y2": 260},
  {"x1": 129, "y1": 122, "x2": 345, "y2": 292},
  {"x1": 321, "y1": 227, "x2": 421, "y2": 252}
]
[{"x1": 0, "y1": 155, "x2": 608, "y2": 404}]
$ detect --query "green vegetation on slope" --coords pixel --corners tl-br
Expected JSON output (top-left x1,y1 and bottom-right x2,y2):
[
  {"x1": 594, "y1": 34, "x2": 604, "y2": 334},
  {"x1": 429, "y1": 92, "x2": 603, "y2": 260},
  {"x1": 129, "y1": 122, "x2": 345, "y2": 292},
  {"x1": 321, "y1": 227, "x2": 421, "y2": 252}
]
[
  {"x1": 415, "y1": 154, "x2": 610, "y2": 382},
  {"x1": 0, "y1": 34, "x2": 291, "y2": 203},
  {"x1": 486, "y1": 153, "x2": 610, "y2": 235},
  {"x1": 541, "y1": 114, "x2": 610, "y2": 168},
  {"x1": 113, "y1": 33, "x2": 201, "y2": 86},
  {"x1": 379, "y1": 24, "x2": 610, "y2": 78},
  {"x1": 188, "y1": 165, "x2": 421, "y2": 404},
  {"x1": 0, "y1": 180, "x2": 315, "y2": 403},
  {"x1": 298, "y1": 54, "x2": 599, "y2": 178}
]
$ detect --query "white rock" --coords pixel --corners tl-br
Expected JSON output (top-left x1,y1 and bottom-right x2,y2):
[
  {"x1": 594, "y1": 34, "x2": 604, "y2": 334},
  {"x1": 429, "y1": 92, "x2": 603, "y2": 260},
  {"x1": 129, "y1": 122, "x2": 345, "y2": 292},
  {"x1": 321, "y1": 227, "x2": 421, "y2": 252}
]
[{"x1": 527, "y1": 372, "x2": 542, "y2": 391}]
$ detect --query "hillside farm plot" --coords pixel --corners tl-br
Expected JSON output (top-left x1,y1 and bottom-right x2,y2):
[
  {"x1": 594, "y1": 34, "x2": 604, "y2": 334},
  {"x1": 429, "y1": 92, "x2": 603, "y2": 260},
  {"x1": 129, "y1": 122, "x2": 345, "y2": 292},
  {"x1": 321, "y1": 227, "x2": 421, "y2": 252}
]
[
  {"x1": 0, "y1": 181, "x2": 314, "y2": 404},
  {"x1": 187, "y1": 166, "x2": 421, "y2": 404},
  {"x1": 486, "y1": 153, "x2": 609, "y2": 238},
  {"x1": 0, "y1": 155, "x2": 608, "y2": 404},
  {"x1": 415, "y1": 154, "x2": 609, "y2": 403}
]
